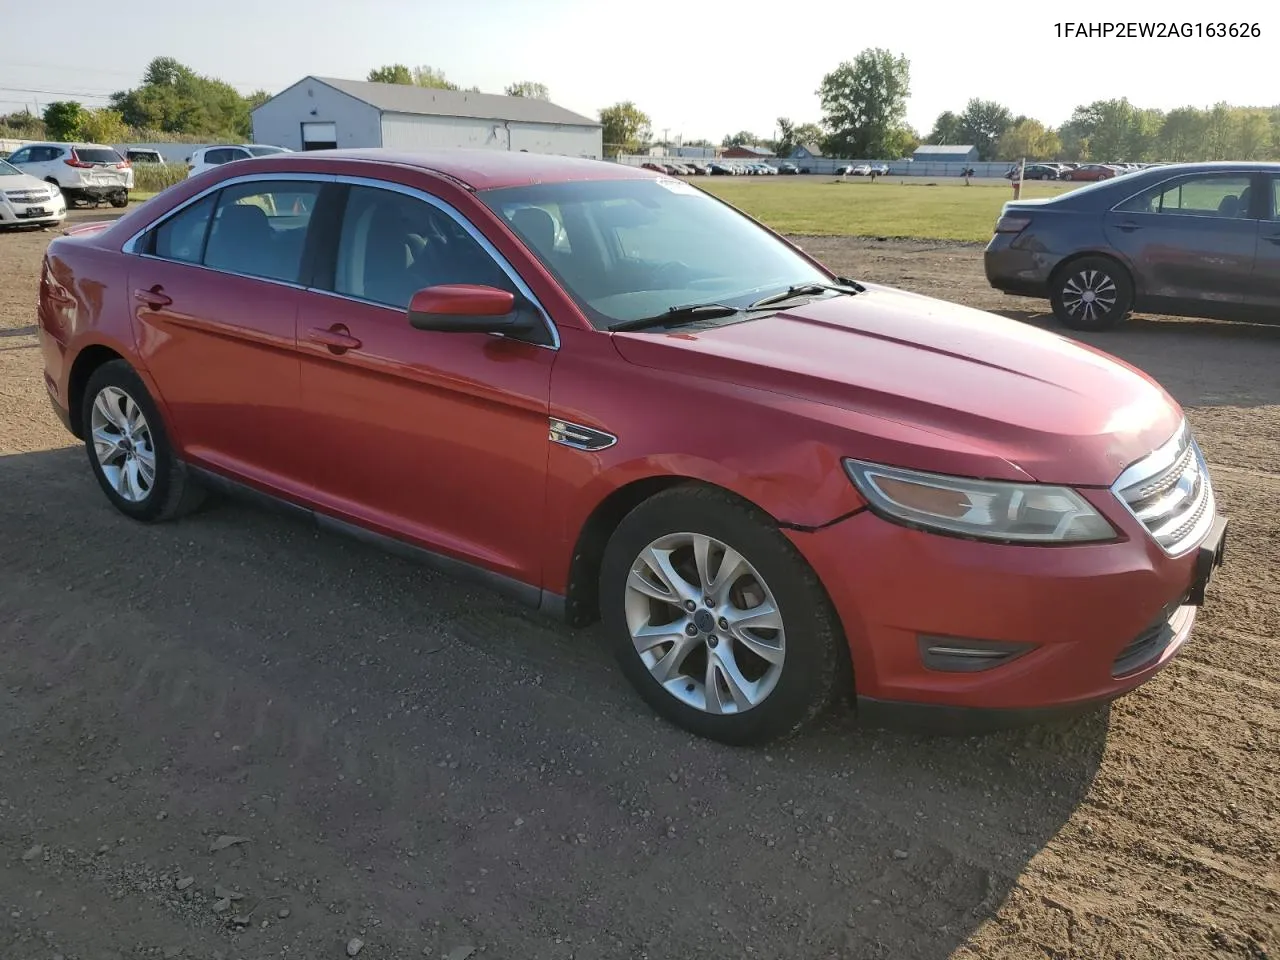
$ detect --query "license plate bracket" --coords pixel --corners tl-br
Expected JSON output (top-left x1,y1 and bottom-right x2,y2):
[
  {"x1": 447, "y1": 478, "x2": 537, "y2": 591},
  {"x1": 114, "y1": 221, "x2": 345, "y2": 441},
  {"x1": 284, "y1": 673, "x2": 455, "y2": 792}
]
[{"x1": 1187, "y1": 515, "x2": 1227, "y2": 607}]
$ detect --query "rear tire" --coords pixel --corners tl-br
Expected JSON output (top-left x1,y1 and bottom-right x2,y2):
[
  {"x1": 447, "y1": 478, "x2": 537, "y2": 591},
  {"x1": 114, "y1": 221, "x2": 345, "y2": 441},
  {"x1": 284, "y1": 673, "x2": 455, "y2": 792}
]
[
  {"x1": 80, "y1": 360, "x2": 206, "y2": 523},
  {"x1": 599, "y1": 484, "x2": 850, "y2": 746},
  {"x1": 1050, "y1": 256, "x2": 1133, "y2": 331},
  {"x1": 110, "y1": 191, "x2": 128, "y2": 208}
]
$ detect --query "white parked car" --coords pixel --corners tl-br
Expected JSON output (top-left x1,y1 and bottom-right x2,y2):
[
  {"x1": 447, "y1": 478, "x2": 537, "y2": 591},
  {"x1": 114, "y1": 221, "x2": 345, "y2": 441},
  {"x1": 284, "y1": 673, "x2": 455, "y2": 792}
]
[
  {"x1": 186, "y1": 144, "x2": 292, "y2": 178},
  {"x1": 5, "y1": 142, "x2": 133, "y2": 207},
  {"x1": 0, "y1": 157, "x2": 67, "y2": 228}
]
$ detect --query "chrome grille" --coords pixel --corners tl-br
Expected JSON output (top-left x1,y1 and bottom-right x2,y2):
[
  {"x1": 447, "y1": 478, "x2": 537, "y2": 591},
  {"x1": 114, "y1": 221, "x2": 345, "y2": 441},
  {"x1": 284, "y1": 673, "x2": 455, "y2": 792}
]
[
  {"x1": 5, "y1": 190, "x2": 53, "y2": 204},
  {"x1": 1111, "y1": 421, "x2": 1215, "y2": 556}
]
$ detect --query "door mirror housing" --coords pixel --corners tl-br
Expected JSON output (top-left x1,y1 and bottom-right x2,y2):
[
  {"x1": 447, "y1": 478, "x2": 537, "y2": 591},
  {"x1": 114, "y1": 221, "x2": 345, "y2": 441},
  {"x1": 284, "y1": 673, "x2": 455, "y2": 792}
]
[{"x1": 407, "y1": 284, "x2": 537, "y2": 336}]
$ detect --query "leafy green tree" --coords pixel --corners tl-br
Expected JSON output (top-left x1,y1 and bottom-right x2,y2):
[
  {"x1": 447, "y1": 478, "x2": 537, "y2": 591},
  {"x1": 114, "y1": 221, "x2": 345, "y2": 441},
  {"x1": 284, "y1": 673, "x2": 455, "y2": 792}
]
[
  {"x1": 368, "y1": 64, "x2": 413, "y2": 84},
  {"x1": 109, "y1": 57, "x2": 256, "y2": 138},
  {"x1": 793, "y1": 123, "x2": 826, "y2": 151},
  {"x1": 816, "y1": 48, "x2": 911, "y2": 158},
  {"x1": 958, "y1": 99, "x2": 1013, "y2": 160},
  {"x1": 996, "y1": 119, "x2": 1062, "y2": 161},
  {"x1": 505, "y1": 81, "x2": 549, "y2": 100},
  {"x1": 927, "y1": 111, "x2": 964, "y2": 144},
  {"x1": 774, "y1": 117, "x2": 796, "y2": 156},
  {"x1": 80, "y1": 109, "x2": 129, "y2": 144},
  {"x1": 599, "y1": 101, "x2": 651, "y2": 155},
  {"x1": 43, "y1": 101, "x2": 86, "y2": 140},
  {"x1": 412, "y1": 65, "x2": 458, "y2": 90},
  {"x1": 1157, "y1": 107, "x2": 1208, "y2": 161},
  {"x1": 721, "y1": 130, "x2": 758, "y2": 148}
]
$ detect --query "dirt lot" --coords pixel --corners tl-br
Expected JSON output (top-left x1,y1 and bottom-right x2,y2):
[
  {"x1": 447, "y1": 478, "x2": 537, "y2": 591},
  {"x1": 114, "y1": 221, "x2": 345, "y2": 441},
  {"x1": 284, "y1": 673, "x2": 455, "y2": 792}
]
[{"x1": 1, "y1": 212, "x2": 1277, "y2": 960}]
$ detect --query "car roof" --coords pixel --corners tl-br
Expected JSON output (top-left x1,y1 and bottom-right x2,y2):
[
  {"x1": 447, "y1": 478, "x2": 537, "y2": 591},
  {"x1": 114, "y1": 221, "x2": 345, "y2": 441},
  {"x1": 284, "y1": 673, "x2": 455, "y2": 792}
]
[
  {"x1": 22, "y1": 141, "x2": 115, "y2": 150},
  {"x1": 230, "y1": 147, "x2": 658, "y2": 191}
]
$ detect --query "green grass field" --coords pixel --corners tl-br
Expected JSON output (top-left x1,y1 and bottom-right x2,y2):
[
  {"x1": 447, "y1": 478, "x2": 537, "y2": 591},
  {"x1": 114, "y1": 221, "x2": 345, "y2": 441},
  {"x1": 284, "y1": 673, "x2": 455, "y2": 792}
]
[
  {"x1": 696, "y1": 177, "x2": 1080, "y2": 243},
  {"x1": 128, "y1": 170, "x2": 1082, "y2": 243}
]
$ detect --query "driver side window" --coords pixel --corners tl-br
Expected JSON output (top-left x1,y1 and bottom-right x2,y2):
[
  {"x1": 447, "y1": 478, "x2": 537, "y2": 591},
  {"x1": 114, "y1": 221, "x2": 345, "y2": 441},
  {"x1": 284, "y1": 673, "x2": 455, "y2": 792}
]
[
  {"x1": 331, "y1": 185, "x2": 516, "y2": 310},
  {"x1": 8, "y1": 148, "x2": 30, "y2": 165}
]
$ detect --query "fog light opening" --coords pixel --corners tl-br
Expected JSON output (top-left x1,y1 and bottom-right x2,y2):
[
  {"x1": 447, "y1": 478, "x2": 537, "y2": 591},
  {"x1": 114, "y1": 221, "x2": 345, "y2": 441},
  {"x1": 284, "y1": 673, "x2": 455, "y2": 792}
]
[{"x1": 917, "y1": 636, "x2": 1036, "y2": 673}]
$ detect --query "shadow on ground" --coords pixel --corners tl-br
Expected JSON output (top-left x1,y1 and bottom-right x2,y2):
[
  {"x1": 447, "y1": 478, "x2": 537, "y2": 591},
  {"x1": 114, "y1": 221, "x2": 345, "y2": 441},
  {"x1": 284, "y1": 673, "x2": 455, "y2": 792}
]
[
  {"x1": 993, "y1": 308, "x2": 1280, "y2": 409},
  {"x1": 0, "y1": 446, "x2": 1110, "y2": 959}
]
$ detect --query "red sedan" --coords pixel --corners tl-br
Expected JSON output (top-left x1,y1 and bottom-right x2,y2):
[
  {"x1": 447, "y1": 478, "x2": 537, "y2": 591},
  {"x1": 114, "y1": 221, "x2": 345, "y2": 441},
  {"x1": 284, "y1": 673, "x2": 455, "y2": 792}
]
[{"x1": 36, "y1": 149, "x2": 1227, "y2": 744}]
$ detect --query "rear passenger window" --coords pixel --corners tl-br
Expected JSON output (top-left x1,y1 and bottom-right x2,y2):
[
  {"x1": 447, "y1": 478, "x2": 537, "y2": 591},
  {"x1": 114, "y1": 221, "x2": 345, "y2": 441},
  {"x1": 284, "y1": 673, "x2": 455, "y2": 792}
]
[
  {"x1": 202, "y1": 181, "x2": 321, "y2": 282},
  {"x1": 142, "y1": 180, "x2": 320, "y2": 282},
  {"x1": 1117, "y1": 175, "x2": 1254, "y2": 218}
]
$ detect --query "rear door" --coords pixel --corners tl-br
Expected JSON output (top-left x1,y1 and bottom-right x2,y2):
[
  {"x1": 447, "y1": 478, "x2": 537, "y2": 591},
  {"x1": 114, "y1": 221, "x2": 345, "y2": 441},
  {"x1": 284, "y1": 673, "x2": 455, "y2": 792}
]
[
  {"x1": 1103, "y1": 170, "x2": 1261, "y2": 315},
  {"x1": 125, "y1": 175, "x2": 323, "y2": 493},
  {"x1": 1249, "y1": 173, "x2": 1280, "y2": 312}
]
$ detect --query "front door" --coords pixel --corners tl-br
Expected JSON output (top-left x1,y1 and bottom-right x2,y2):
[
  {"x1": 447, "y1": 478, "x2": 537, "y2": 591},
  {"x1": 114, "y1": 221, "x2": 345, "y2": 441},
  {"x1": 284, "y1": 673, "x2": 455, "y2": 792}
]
[
  {"x1": 127, "y1": 177, "x2": 323, "y2": 492},
  {"x1": 1104, "y1": 171, "x2": 1260, "y2": 317},
  {"x1": 296, "y1": 182, "x2": 557, "y2": 587}
]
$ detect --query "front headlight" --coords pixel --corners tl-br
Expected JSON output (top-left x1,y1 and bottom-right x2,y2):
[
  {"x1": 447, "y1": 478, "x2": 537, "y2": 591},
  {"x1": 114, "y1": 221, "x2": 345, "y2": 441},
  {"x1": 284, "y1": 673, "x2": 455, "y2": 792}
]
[
  {"x1": 843, "y1": 459, "x2": 1117, "y2": 544},
  {"x1": 47, "y1": 183, "x2": 60, "y2": 195}
]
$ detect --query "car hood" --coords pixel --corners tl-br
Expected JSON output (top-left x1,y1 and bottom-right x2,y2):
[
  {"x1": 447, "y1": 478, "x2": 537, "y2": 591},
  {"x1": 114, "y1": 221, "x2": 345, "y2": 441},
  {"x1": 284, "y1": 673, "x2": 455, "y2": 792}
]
[
  {"x1": 610, "y1": 283, "x2": 1183, "y2": 486},
  {"x1": 1, "y1": 171, "x2": 56, "y2": 194}
]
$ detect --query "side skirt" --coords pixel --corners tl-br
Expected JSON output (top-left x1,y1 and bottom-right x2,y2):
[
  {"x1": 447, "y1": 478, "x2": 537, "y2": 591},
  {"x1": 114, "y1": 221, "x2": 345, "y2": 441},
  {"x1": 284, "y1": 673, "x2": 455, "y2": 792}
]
[{"x1": 187, "y1": 465, "x2": 568, "y2": 621}]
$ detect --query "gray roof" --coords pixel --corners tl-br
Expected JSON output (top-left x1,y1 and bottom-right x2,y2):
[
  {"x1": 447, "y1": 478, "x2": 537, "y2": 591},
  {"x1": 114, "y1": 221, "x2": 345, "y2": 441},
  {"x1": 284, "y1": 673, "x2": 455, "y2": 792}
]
[
  {"x1": 306, "y1": 76, "x2": 600, "y2": 128},
  {"x1": 798, "y1": 142, "x2": 823, "y2": 156},
  {"x1": 913, "y1": 144, "x2": 976, "y2": 154}
]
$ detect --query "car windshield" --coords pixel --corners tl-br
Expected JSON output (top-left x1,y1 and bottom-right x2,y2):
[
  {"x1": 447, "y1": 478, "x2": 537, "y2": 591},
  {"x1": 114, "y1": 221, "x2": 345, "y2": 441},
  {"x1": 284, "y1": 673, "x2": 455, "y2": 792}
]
[
  {"x1": 74, "y1": 148, "x2": 123, "y2": 164},
  {"x1": 478, "y1": 177, "x2": 834, "y2": 328},
  {"x1": 246, "y1": 146, "x2": 288, "y2": 157},
  {"x1": 0, "y1": 160, "x2": 20, "y2": 176}
]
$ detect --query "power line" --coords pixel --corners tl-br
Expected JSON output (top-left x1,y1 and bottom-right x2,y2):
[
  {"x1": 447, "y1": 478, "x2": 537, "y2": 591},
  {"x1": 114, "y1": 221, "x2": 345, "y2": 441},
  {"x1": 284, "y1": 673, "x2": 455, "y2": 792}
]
[{"x1": 0, "y1": 85, "x2": 114, "y2": 100}]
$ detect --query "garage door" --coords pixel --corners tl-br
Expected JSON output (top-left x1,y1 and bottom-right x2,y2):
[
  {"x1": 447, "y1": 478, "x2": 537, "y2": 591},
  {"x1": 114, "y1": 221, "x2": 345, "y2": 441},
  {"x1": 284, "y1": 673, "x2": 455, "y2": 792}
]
[{"x1": 301, "y1": 122, "x2": 337, "y2": 151}]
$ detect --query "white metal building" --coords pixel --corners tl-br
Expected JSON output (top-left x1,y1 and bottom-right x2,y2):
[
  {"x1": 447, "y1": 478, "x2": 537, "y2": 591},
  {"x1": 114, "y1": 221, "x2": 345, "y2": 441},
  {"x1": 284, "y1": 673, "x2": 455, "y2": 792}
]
[{"x1": 251, "y1": 77, "x2": 603, "y2": 160}]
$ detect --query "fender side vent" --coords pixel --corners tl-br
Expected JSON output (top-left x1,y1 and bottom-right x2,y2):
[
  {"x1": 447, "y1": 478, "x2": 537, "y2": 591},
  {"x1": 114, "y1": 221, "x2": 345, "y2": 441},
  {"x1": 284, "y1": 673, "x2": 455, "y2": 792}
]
[{"x1": 549, "y1": 418, "x2": 617, "y2": 452}]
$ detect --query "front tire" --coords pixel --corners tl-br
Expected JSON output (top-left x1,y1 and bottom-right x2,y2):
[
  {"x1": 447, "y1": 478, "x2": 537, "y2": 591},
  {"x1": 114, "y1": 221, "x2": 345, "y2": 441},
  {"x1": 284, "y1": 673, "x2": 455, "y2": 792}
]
[
  {"x1": 80, "y1": 360, "x2": 205, "y2": 522},
  {"x1": 1050, "y1": 256, "x2": 1134, "y2": 331},
  {"x1": 599, "y1": 485, "x2": 849, "y2": 745}
]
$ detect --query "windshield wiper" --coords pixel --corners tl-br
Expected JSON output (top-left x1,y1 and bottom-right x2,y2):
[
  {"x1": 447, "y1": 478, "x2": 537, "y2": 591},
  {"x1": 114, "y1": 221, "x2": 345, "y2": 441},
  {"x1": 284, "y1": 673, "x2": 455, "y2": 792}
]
[
  {"x1": 748, "y1": 279, "x2": 864, "y2": 309},
  {"x1": 608, "y1": 301, "x2": 744, "y2": 332}
]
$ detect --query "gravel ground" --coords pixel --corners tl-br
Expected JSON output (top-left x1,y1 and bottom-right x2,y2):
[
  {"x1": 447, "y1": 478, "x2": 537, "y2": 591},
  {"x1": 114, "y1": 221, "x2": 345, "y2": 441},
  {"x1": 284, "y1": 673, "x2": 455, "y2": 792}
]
[{"x1": 1, "y1": 212, "x2": 1277, "y2": 960}]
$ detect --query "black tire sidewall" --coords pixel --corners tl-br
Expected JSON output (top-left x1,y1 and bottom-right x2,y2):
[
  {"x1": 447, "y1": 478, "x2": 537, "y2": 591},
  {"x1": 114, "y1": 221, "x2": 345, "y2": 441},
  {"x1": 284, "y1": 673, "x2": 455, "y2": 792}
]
[
  {"x1": 1051, "y1": 256, "x2": 1133, "y2": 331},
  {"x1": 81, "y1": 361, "x2": 179, "y2": 521},
  {"x1": 599, "y1": 487, "x2": 846, "y2": 745}
]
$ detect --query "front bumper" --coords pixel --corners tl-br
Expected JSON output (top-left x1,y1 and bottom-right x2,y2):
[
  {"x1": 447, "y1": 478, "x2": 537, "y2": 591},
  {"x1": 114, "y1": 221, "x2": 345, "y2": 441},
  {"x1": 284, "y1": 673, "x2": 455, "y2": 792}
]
[
  {"x1": 786, "y1": 503, "x2": 1226, "y2": 733},
  {"x1": 0, "y1": 195, "x2": 67, "y2": 225}
]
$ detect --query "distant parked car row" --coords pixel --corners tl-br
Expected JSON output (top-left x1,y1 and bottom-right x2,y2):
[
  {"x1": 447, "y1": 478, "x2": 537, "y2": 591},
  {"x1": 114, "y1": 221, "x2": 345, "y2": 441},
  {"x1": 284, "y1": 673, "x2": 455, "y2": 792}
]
[
  {"x1": 1005, "y1": 161, "x2": 1172, "y2": 182},
  {"x1": 640, "y1": 161, "x2": 780, "y2": 177},
  {"x1": 836, "y1": 164, "x2": 889, "y2": 177}
]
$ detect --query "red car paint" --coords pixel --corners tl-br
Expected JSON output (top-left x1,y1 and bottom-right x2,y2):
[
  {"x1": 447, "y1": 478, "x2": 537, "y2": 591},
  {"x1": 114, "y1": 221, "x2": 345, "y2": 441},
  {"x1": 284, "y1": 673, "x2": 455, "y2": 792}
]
[{"x1": 37, "y1": 150, "x2": 1224, "y2": 729}]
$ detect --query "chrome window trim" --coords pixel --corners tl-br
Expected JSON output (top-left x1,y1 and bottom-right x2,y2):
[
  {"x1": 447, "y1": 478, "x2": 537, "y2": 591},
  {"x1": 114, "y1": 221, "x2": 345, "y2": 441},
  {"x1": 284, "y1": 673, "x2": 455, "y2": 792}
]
[
  {"x1": 1108, "y1": 169, "x2": 1262, "y2": 220},
  {"x1": 1109, "y1": 419, "x2": 1217, "y2": 557},
  {"x1": 119, "y1": 170, "x2": 561, "y2": 351}
]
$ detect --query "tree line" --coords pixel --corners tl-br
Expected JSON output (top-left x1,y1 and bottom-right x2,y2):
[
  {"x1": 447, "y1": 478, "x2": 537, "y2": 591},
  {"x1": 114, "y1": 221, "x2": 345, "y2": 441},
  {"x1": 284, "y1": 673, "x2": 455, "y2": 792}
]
[{"x1": 5, "y1": 52, "x2": 1277, "y2": 167}]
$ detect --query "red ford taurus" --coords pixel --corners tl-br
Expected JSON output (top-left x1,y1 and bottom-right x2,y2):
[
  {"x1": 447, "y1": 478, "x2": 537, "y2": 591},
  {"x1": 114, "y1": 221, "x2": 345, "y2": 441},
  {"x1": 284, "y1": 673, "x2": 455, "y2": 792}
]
[{"x1": 36, "y1": 149, "x2": 1227, "y2": 744}]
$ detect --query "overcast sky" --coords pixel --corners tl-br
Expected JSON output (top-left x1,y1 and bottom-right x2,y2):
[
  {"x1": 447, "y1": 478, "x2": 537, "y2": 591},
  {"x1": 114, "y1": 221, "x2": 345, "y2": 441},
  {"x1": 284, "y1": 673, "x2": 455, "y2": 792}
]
[{"x1": 0, "y1": 0, "x2": 1270, "y2": 143}]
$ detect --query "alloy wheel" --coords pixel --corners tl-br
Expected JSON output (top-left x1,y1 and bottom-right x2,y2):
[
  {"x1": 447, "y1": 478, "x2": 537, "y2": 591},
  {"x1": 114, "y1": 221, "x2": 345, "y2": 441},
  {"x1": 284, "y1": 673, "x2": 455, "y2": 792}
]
[
  {"x1": 623, "y1": 532, "x2": 786, "y2": 715},
  {"x1": 1060, "y1": 268, "x2": 1119, "y2": 326},
  {"x1": 90, "y1": 385, "x2": 157, "y2": 503}
]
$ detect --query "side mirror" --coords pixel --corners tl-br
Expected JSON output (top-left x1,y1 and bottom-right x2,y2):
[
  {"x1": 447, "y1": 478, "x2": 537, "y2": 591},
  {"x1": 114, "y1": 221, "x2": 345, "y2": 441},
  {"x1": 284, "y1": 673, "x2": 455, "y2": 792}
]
[{"x1": 406, "y1": 284, "x2": 536, "y2": 336}]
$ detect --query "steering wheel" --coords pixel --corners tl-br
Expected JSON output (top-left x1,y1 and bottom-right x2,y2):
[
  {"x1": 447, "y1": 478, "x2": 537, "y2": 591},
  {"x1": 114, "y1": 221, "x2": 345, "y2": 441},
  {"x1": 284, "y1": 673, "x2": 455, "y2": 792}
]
[{"x1": 650, "y1": 260, "x2": 693, "y2": 285}]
